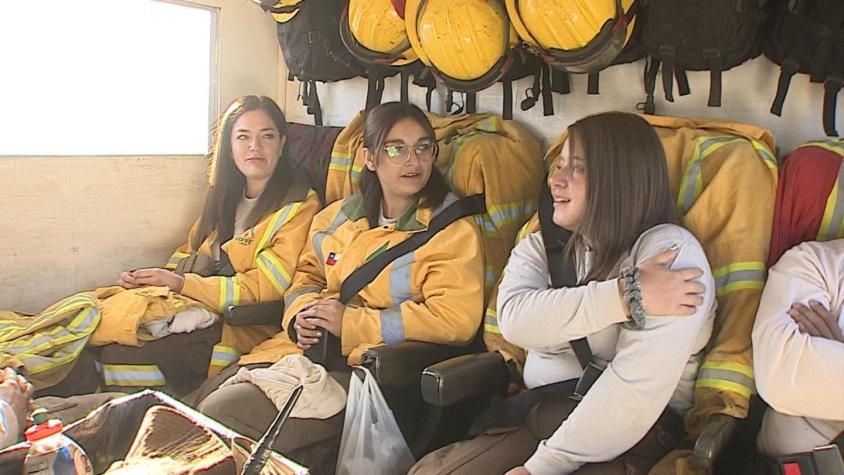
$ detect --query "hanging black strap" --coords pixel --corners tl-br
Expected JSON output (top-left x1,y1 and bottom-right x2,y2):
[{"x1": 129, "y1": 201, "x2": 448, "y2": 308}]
[
  {"x1": 659, "y1": 45, "x2": 676, "y2": 102},
  {"x1": 541, "y1": 64, "x2": 554, "y2": 116},
  {"x1": 771, "y1": 58, "x2": 800, "y2": 116},
  {"x1": 823, "y1": 75, "x2": 842, "y2": 136},
  {"x1": 400, "y1": 68, "x2": 410, "y2": 104},
  {"x1": 502, "y1": 80, "x2": 514, "y2": 120},
  {"x1": 537, "y1": 179, "x2": 593, "y2": 371},
  {"x1": 521, "y1": 67, "x2": 541, "y2": 112},
  {"x1": 365, "y1": 73, "x2": 386, "y2": 112},
  {"x1": 587, "y1": 72, "x2": 600, "y2": 95},
  {"x1": 551, "y1": 67, "x2": 571, "y2": 95},
  {"x1": 642, "y1": 56, "x2": 660, "y2": 115},
  {"x1": 339, "y1": 194, "x2": 487, "y2": 304},
  {"x1": 306, "y1": 80, "x2": 323, "y2": 126},
  {"x1": 703, "y1": 49, "x2": 723, "y2": 107},
  {"x1": 466, "y1": 92, "x2": 477, "y2": 114},
  {"x1": 425, "y1": 85, "x2": 435, "y2": 112},
  {"x1": 675, "y1": 67, "x2": 691, "y2": 97}
]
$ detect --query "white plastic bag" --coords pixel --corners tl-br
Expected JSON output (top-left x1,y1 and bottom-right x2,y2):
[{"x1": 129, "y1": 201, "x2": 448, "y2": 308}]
[{"x1": 335, "y1": 366, "x2": 415, "y2": 475}]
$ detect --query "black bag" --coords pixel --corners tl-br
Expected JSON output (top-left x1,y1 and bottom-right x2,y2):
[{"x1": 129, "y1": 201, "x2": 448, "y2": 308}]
[
  {"x1": 763, "y1": 0, "x2": 844, "y2": 136},
  {"x1": 261, "y1": 0, "x2": 369, "y2": 124},
  {"x1": 638, "y1": 0, "x2": 767, "y2": 113}
]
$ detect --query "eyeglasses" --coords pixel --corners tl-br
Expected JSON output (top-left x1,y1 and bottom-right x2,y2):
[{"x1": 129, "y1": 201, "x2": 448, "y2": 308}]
[{"x1": 381, "y1": 140, "x2": 438, "y2": 165}]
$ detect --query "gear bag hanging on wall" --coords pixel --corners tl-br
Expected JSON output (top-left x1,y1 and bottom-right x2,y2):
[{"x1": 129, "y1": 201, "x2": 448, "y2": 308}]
[
  {"x1": 763, "y1": 0, "x2": 844, "y2": 137},
  {"x1": 255, "y1": 0, "x2": 369, "y2": 125},
  {"x1": 637, "y1": 0, "x2": 767, "y2": 114}
]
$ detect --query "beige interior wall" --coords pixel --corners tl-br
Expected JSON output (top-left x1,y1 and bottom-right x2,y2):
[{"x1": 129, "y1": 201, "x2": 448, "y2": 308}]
[
  {"x1": 283, "y1": 56, "x2": 841, "y2": 157},
  {"x1": 0, "y1": 0, "x2": 285, "y2": 313}
]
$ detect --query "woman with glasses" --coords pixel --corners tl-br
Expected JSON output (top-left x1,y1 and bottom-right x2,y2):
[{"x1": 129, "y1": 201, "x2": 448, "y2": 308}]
[{"x1": 196, "y1": 102, "x2": 485, "y2": 473}]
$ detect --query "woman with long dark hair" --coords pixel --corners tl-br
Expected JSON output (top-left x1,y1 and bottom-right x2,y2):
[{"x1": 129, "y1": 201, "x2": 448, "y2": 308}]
[
  {"x1": 97, "y1": 95, "x2": 320, "y2": 395},
  {"x1": 197, "y1": 102, "x2": 485, "y2": 473},
  {"x1": 413, "y1": 112, "x2": 716, "y2": 474}
]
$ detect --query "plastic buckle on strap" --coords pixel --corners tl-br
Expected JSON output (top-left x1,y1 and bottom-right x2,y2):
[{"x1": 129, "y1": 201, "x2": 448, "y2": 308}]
[{"x1": 571, "y1": 362, "x2": 603, "y2": 401}]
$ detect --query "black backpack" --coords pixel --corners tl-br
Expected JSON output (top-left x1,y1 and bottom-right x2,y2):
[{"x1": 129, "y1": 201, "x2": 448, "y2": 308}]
[
  {"x1": 261, "y1": 0, "x2": 369, "y2": 124},
  {"x1": 637, "y1": 0, "x2": 767, "y2": 114},
  {"x1": 763, "y1": 0, "x2": 844, "y2": 136}
]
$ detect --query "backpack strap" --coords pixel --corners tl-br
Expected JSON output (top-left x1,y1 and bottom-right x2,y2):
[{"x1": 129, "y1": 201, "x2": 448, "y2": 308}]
[
  {"x1": 704, "y1": 49, "x2": 723, "y2": 106},
  {"x1": 587, "y1": 72, "x2": 600, "y2": 95},
  {"x1": 541, "y1": 64, "x2": 554, "y2": 116},
  {"x1": 771, "y1": 58, "x2": 800, "y2": 116},
  {"x1": 365, "y1": 70, "x2": 386, "y2": 112},
  {"x1": 302, "y1": 80, "x2": 324, "y2": 126},
  {"x1": 550, "y1": 66, "x2": 571, "y2": 95},
  {"x1": 658, "y1": 45, "x2": 677, "y2": 102},
  {"x1": 502, "y1": 79, "x2": 514, "y2": 120},
  {"x1": 823, "y1": 76, "x2": 842, "y2": 136},
  {"x1": 643, "y1": 56, "x2": 660, "y2": 114},
  {"x1": 466, "y1": 91, "x2": 477, "y2": 114},
  {"x1": 339, "y1": 194, "x2": 487, "y2": 304},
  {"x1": 537, "y1": 179, "x2": 594, "y2": 371},
  {"x1": 400, "y1": 68, "x2": 411, "y2": 104}
]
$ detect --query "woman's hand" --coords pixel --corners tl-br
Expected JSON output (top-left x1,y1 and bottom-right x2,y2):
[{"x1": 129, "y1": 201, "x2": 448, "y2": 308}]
[
  {"x1": 127, "y1": 268, "x2": 185, "y2": 292},
  {"x1": 504, "y1": 467, "x2": 531, "y2": 475},
  {"x1": 293, "y1": 310, "x2": 323, "y2": 351},
  {"x1": 638, "y1": 249, "x2": 706, "y2": 316},
  {"x1": 117, "y1": 271, "x2": 140, "y2": 289},
  {"x1": 0, "y1": 368, "x2": 34, "y2": 435},
  {"x1": 789, "y1": 300, "x2": 844, "y2": 342},
  {"x1": 296, "y1": 299, "x2": 346, "y2": 337}
]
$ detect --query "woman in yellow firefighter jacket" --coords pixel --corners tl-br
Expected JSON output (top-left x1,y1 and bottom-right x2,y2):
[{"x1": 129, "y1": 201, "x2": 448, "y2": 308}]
[
  {"x1": 197, "y1": 102, "x2": 485, "y2": 471},
  {"x1": 95, "y1": 95, "x2": 320, "y2": 394}
]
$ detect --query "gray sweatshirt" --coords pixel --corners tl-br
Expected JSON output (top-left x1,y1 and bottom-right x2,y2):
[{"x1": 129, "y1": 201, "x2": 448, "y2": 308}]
[{"x1": 497, "y1": 224, "x2": 716, "y2": 474}]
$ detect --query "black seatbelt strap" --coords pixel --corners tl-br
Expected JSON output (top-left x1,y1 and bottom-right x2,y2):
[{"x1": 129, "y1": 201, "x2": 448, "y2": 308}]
[{"x1": 538, "y1": 179, "x2": 600, "y2": 397}]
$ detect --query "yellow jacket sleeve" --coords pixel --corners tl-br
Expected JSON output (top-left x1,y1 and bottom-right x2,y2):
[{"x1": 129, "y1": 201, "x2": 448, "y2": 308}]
[
  {"x1": 339, "y1": 218, "x2": 485, "y2": 363},
  {"x1": 163, "y1": 221, "x2": 199, "y2": 270},
  {"x1": 181, "y1": 192, "x2": 321, "y2": 313}
]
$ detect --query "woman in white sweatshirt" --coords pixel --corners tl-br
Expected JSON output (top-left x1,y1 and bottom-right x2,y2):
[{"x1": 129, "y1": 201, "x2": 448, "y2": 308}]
[{"x1": 412, "y1": 112, "x2": 716, "y2": 475}]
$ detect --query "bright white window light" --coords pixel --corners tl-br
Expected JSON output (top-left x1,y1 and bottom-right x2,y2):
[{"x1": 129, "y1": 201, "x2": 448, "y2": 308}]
[{"x1": 0, "y1": 0, "x2": 214, "y2": 156}]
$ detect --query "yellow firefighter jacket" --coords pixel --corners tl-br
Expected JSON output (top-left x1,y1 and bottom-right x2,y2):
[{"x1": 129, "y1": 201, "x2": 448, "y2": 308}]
[
  {"x1": 483, "y1": 115, "x2": 778, "y2": 435},
  {"x1": 241, "y1": 193, "x2": 485, "y2": 366},
  {"x1": 0, "y1": 293, "x2": 100, "y2": 390},
  {"x1": 324, "y1": 111, "x2": 544, "y2": 304}
]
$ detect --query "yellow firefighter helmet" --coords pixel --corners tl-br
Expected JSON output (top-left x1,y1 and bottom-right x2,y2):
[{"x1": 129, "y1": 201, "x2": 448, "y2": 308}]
[
  {"x1": 406, "y1": 0, "x2": 520, "y2": 90},
  {"x1": 341, "y1": 0, "x2": 418, "y2": 66},
  {"x1": 506, "y1": 0, "x2": 637, "y2": 73}
]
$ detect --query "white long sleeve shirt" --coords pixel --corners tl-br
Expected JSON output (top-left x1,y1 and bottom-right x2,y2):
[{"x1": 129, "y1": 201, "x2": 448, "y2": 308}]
[
  {"x1": 497, "y1": 224, "x2": 716, "y2": 474},
  {"x1": 0, "y1": 399, "x2": 19, "y2": 449},
  {"x1": 752, "y1": 240, "x2": 844, "y2": 422}
]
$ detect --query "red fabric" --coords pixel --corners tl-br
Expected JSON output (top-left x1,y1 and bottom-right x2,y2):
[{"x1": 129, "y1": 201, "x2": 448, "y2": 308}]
[
  {"x1": 769, "y1": 146, "x2": 842, "y2": 266},
  {"x1": 391, "y1": 0, "x2": 406, "y2": 19}
]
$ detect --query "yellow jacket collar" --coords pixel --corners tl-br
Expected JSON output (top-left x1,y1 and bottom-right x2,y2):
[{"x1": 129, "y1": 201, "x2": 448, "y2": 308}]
[{"x1": 341, "y1": 193, "x2": 433, "y2": 232}]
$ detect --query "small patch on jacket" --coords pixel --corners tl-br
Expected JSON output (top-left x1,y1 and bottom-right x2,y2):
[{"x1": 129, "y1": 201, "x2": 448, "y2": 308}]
[
  {"x1": 234, "y1": 228, "x2": 255, "y2": 245},
  {"x1": 326, "y1": 252, "x2": 339, "y2": 266}
]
